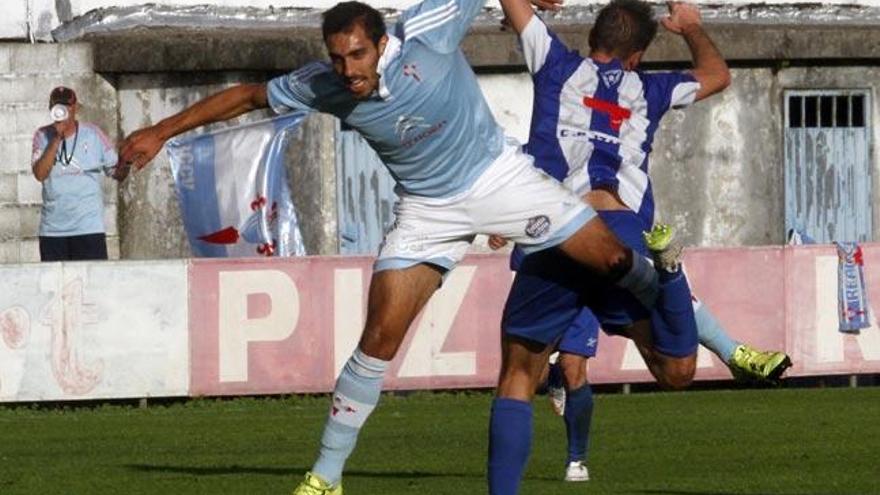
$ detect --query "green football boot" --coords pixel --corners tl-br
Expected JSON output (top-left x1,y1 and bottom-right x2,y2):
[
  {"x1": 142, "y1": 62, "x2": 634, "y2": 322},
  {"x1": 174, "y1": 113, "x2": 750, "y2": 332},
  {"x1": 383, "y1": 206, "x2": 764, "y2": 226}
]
[
  {"x1": 292, "y1": 472, "x2": 343, "y2": 495},
  {"x1": 643, "y1": 223, "x2": 683, "y2": 272},
  {"x1": 728, "y1": 344, "x2": 793, "y2": 384}
]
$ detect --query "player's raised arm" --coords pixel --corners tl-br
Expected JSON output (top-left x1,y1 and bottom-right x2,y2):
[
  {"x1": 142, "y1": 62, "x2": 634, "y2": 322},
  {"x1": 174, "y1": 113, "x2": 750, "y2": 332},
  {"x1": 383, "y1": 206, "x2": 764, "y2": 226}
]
[
  {"x1": 498, "y1": 0, "x2": 562, "y2": 34},
  {"x1": 117, "y1": 83, "x2": 268, "y2": 170},
  {"x1": 397, "y1": 0, "x2": 491, "y2": 52},
  {"x1": 661, "y1": 1, "x2": 730, "y2": 101}
]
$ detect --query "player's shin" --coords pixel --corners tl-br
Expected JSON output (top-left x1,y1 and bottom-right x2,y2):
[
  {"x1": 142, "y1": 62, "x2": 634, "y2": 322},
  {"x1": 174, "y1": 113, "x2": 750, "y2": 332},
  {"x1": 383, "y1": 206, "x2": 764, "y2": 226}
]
[
  {"x1": 649, "y1": 271, "x2": 699, "y2": 358},
  {"x1": 488, "y1": 398, "x2": 533, "y2": 495},
  {"x1": 312, "y1": 348, "x2": 389, "y2": 486},
  {"x1": 693, "y1": 299, "x2": 739, "y2": 362},
  {"x1": 564, "y1": 384, "x2": 594, "y2": 465},
  {"x1": 614, "y1": 249, "x2": 660, "y2": 308}
]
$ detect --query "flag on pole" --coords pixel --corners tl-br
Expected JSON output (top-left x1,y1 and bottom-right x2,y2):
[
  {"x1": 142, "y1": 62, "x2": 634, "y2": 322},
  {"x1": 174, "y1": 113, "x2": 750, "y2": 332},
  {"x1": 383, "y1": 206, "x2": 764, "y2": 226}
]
[{"x1": 167, "y1": 112, "x2": 308, "y2": 257}]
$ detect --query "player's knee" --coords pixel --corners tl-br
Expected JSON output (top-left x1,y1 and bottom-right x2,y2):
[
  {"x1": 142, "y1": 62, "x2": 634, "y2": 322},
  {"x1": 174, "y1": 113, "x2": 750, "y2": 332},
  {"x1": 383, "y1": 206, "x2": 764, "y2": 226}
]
[
  {"x1": 359, "y1": 326, "x2": 402, "y2": 361},
  {"x1": 559, "y1": 356, "x2": 588, "y2": 390},
  {"x1": 657, "y1": 360, "x2": 696, "y2": 390},
  {"x1": 606, "y1": 245, "x2": 632, "y2": 281}
]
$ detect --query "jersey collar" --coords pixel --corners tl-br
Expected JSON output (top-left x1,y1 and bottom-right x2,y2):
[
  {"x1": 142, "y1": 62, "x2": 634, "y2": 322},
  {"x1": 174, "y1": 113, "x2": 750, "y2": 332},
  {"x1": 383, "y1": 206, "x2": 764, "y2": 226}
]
[{"x1": 376, "y1": 34, "x2": 402, "y2": 100}]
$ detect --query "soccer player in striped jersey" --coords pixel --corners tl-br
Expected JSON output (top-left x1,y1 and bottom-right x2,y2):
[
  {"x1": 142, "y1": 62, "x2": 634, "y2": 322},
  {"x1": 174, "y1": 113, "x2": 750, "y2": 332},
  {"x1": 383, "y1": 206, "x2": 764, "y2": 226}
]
[
  {"x1": 487, "y1": 0, "x2": 784, "y2": 492},
  {"x1": 490, "y1": 1, "x2": 791, "y2": 484},
  {"x1": 117, "y1": 1, "x2": 702, "y2": 493}
]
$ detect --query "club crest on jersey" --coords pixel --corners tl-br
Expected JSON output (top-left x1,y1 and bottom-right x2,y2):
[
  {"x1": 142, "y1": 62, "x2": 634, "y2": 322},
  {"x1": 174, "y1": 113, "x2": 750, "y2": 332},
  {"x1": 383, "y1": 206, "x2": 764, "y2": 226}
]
[
  {"x1": 525, "y1": 215, "x2": 551, "y2": 238},
  {"x1": 601, "y1": 69, "x2": 623, "y2": 88},
  {"x1": 403, "y1": 63, "x2": 421, "y2": 82}
]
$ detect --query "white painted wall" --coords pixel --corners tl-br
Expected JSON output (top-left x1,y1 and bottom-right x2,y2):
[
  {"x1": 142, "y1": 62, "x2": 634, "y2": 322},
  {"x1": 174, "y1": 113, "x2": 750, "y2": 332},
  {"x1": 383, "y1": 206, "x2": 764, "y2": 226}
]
[{"x1": 7, "y1": 0, "x2": 880, "y2": 40}]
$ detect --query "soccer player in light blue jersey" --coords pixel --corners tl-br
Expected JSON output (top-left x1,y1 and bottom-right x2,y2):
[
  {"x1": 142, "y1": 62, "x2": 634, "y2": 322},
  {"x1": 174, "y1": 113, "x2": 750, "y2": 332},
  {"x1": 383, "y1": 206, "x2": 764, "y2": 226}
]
[{"x1": 118, "y1": 1, "x2": 698, "y2": 493}]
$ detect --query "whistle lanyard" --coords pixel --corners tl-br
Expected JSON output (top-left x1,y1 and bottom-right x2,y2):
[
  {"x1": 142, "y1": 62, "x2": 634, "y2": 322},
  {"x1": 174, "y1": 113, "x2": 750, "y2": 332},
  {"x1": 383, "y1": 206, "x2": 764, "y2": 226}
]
[{"x1": 57, "y1": 123, "x2": 79, "y2": 167}]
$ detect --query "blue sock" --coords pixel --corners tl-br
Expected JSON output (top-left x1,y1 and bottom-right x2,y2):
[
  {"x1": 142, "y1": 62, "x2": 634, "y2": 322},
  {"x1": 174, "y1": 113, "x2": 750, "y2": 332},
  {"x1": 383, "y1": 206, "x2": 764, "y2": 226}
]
[
  {"x1": 695, "y1": 301, "x2": 739, "y2": 362},
  {"x1": 564, "y1": 384, "x2": 594, "y2": 464},
  {"x1": 488, "y1": 398, "x2": 532, "y2": 495},
  {"x1": 650, "y1": 271, "x2": 698, "y2": 358},
  {"x1": 312, "y1": 349, "x2": 388, "y2": 485},
  {"x1": 616, "y1": 250, "x2": 659, "y2": 308}
]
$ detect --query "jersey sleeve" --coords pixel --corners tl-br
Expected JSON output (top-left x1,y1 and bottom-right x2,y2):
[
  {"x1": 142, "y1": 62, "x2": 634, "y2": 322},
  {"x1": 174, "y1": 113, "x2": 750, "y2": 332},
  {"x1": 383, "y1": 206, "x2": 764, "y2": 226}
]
[
  {"x1": 519, "y1": 14, "x2": 574, "y2": 77},
  {"x1": 266, "y1": 61, "x2": 330, "y2": 114},
  {"x1": 94, "y1": 125, "x2": 118, "y2": 169},
  {"x1": 641, "y1": 71, "x2": 701, "y2": 118},
  {"x1": 397, "y1": 0, "x2": 487, "y2": 53}
]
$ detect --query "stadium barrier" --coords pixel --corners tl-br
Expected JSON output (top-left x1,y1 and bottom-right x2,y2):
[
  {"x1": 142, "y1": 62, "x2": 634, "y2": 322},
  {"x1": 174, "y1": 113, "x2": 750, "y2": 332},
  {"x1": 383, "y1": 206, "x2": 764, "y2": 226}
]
[{"x1": 1, "y1": 244, "x2": 879, "y2": 402}]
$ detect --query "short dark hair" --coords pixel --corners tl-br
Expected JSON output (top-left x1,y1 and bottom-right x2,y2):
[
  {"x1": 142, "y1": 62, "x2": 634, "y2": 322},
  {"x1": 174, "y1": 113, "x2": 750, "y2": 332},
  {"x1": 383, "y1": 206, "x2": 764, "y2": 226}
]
[
  {"x1": 589, "y1": 0, "x2": 658, "y2": 58},
  {"x1": 322, "y1": 1, "x2": 387, "y2": 46}
]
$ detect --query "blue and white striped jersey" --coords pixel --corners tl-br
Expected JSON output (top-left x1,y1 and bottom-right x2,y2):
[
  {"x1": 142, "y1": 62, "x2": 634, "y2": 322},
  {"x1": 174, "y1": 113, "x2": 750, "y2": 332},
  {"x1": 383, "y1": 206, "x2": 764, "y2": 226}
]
[
  {"x1": 520, "y1": 15, "x2": 700, "y2": 226},
  {"x1": 267, "y1": 0, "x2": 507, "y2": 199}
]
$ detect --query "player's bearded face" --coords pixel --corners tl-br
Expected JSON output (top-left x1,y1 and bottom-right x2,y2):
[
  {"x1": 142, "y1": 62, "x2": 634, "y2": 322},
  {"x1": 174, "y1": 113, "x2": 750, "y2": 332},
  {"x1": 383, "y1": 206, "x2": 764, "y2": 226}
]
[{"x1": 327, "y1": 25, "x2": 388, "y2": 100}]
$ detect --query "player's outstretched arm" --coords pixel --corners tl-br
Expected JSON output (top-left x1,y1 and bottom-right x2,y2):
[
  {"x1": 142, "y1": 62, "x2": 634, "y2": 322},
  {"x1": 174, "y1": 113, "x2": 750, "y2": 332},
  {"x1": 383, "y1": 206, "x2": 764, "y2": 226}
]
[
  {"x1": 118, "y1": 83, "x2": 268, "y2": 170},
  {"x1": 661, "y1": 1, "x2": 730, "y2": 101},
  {"x1": 498, "y1": 0, "x2": 562, "y2": 34}
]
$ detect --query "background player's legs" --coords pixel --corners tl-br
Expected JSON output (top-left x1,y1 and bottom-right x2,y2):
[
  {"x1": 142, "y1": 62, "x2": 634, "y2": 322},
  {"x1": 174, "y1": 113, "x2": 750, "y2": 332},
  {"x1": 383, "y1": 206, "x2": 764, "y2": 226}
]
[
  {"x1": 308, "y1": 264, "x2": 442, "y2": 488},
  {"x1": 556, "y1": 352, "x2": 593, "y2": 482},
  {"x1": 490, "y1": 334, "x2": 556, "y2": 495}
]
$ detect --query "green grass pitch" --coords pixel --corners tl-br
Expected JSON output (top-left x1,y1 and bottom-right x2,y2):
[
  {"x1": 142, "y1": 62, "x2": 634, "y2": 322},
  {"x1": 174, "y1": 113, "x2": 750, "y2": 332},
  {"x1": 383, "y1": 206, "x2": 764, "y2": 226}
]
[{"x1": 1, "y1": 387, "x2": 878, "y2": 494}]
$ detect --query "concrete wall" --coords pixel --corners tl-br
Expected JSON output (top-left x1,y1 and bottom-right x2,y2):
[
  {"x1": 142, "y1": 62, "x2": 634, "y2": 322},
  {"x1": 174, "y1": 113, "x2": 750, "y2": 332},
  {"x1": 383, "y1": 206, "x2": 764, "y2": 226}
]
[
  {"x1": 9, "y1": 0, "x2": 880, "y2": 41},
  {"x1": 0, "y1": 43, "x2": 119, "y2": 263},
  {"x1": 115, "y1": 72, "x2": 340, "y2": 259}
]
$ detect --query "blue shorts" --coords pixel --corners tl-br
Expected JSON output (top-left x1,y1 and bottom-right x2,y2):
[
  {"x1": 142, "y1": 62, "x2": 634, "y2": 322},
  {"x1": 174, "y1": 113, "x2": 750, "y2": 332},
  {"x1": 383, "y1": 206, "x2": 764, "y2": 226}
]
[
  {"x1": 557, "y1": 308, "x2": 599, "y2": 357},
  {"x1": 502, "y1": 210, "x2": 651, "y2": 345}
]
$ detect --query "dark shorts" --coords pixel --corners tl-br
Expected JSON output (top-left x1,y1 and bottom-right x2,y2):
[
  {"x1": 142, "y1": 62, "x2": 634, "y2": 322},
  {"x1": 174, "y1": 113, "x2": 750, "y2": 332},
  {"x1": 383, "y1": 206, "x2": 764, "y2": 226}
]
[
  {"x1": 502, "y1": 210, "x2": 651, "y2": 346},
  {"x1": 557, "y1": 308, "x2": 600, "y2": 357},
  {"x1": 39, "y1": 233, "x2": 108, "y2": 262}
]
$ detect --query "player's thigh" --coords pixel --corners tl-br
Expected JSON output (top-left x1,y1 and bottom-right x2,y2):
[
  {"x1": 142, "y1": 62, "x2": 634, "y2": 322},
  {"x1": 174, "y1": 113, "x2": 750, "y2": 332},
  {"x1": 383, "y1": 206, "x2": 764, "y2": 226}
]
[
  {"x1": 375, "y1": 192, "x2": 474, "y2": 274},
  {"x1": 360, "y1": 264, "x2": 443, "y2": 360},
  {"x1": 556, "y1": 308, "x2": 599, "y2": 389},
  {"x1": 474, "y1": 151, "x2": 595, "y2": 255},
  {"x1": 503, "y1": 249, "x2": 588, "y2": 347},
  {"x1": 498, "y1": 333, "x2": 556, "y2": 401}
]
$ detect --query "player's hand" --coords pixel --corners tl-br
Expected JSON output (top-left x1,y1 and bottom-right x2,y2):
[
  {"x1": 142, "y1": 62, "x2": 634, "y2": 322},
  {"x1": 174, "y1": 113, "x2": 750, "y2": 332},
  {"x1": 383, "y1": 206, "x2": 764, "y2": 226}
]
[
  {"x1": 488, "y1": 235, "x2": 509, "y2": 250},
  {"x1": 52, "y1": 120, "x2": 73, "y2": 139},
  {"x1": 118, "y1": 126, "x2": 165, "y2": 171},
  {"x1": 661, "y1": 1, "x2": 702, "y2": 35},
  {"x1": 530, "y1": 0, "x2": 563, "y2": 12}
]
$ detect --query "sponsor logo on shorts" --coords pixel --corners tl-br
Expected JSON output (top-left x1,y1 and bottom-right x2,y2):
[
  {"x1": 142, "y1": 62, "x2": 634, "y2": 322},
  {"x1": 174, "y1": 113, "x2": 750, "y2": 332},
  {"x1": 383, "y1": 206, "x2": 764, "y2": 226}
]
[{"x1": 525, "y1": 215, "x2": 551, "y2": 238}]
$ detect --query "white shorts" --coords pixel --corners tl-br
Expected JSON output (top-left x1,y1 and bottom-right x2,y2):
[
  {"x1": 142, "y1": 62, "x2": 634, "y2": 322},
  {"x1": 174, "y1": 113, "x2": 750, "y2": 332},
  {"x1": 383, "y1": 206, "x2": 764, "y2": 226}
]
[{"x1": 375, "y1": 143, "x2": 596, "y2": 272}]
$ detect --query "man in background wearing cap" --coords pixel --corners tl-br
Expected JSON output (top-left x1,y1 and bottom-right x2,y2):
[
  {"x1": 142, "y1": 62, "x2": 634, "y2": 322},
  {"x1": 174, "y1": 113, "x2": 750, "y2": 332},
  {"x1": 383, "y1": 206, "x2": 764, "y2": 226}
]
[{"x1": 31, "y1": 86, "x2": 129, "y2": 261}]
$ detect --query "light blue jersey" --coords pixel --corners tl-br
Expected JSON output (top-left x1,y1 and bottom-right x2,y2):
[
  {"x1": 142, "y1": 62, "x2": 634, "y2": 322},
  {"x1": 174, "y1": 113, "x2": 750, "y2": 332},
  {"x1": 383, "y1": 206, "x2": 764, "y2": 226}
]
[
  {"x1": 31, "y1": 122, "x2": 118, "y2": 236},
  {"x1": 267, "y1": 0, "x2": 505, "y2": 198}
]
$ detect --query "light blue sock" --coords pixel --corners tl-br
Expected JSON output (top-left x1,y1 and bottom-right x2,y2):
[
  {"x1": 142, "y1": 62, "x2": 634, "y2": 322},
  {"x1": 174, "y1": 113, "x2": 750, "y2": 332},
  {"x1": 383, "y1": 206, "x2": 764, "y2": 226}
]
[
  {"x1": 312, "y1": 349, "x2": 388, "y2": 485},
  {"x1": 616, "y1": 250, "x2": 659, "y2": 308},
  {"x1": 694, "y1": 301, "x2": 739, "y2": 362}
]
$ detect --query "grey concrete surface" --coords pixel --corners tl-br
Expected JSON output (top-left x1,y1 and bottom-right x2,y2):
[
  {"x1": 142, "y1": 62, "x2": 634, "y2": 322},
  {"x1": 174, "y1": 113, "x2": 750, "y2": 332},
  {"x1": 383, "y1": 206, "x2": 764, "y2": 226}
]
[{"x1": 3, "y1": 5, "x2": 880, "y2": 263}]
